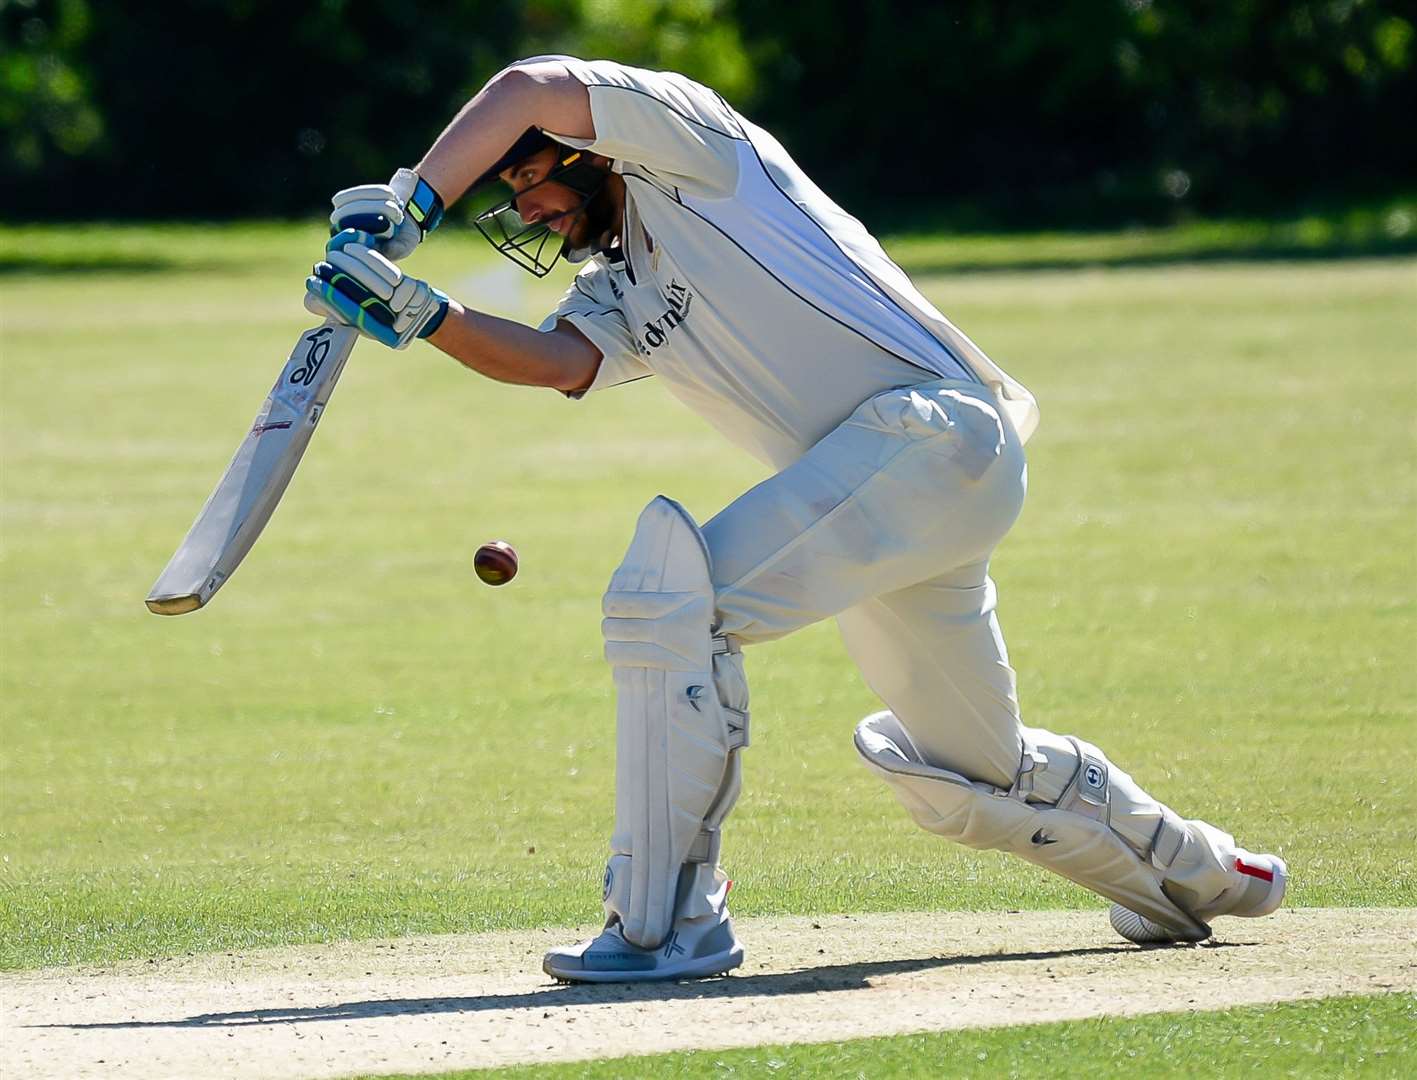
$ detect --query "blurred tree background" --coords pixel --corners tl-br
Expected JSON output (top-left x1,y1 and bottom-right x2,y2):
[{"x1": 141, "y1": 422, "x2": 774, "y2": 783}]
[{"x1": 2, "y1": 0, "x2": 1413, "y2": 227}]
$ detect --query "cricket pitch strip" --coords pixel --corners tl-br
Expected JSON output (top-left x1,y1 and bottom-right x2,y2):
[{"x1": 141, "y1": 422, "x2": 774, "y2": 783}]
[{"x1": 4, "y1": 908, "x2": 1413, "y2": 1079}]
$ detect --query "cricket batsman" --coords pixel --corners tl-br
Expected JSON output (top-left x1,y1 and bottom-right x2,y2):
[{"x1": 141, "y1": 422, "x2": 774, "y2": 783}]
[{"x1": 304, "y1": 57, "x2": 1288, "y2": 982}]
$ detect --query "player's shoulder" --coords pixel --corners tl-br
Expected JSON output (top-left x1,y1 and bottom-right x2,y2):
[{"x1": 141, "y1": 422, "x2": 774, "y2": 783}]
[
  {"x1": 572, "y1": 257, "x2": 628, "y2": 306},
  {"x1": 553, "y1": 57, "x2": 747, "y2": 139}
]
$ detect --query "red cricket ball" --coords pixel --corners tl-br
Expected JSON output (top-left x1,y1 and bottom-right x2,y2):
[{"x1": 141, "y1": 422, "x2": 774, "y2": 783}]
[{"x1": 473, "y1": 540, "x2": 518, "y2": 586}]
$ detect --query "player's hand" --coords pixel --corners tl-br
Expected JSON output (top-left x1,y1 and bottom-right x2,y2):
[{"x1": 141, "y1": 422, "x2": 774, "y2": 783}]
[
  {"x1": 328, "y1": 168, "x2": 445, "y2": 262},
  {"x1": 304, "y1": 230, "x2": 450, "y2": 350}
]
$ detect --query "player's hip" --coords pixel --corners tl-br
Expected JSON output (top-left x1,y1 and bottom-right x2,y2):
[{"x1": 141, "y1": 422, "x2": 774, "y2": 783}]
[
  {"x1": 705, "y1": 376, "x2": 1027, "y2": 638},
  {"x1": 832, "y1": 376, "x2": 1027, "y2": 487}
]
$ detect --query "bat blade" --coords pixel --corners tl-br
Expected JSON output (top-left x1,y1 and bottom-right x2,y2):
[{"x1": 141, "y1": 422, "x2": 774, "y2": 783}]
[{"x1": 145, "y1": 321, "x2": 359, "y2": 616}]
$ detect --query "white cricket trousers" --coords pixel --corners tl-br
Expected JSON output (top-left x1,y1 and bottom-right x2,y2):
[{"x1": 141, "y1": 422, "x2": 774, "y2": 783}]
[
  {"x1": 704, "y1": 376, "x2": 1028, "y2": 789},
  {"x1": 701, "y1": 376, "x2": 1257, "y2": 919}
]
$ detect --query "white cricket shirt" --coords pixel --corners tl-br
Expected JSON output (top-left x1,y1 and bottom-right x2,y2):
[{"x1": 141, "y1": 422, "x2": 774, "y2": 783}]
[{"x1": 534, "y1": 57, "x2": 1038, "y2": 468}]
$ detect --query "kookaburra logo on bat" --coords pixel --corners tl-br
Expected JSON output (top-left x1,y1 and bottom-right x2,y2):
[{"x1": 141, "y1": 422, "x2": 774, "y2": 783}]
[{"x1": 291, "y1": 326, "x2": 334, "y2": 387}]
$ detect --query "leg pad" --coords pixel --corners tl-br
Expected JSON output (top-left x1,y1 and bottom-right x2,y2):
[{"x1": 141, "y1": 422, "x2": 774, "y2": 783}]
[
  {"x1": 603, "y1": 496, "x2": 749, "y2": 948},
  {"x1": 855, "y1": 711, "x2": 1209, "y2": 941}
]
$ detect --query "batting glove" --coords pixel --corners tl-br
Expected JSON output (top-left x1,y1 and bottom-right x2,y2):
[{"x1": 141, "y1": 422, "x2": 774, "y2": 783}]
[
  {"x1": 304, "y1": 229, "x2": 450, "y2": 350},
  {"x1": 328, "y1": 168, "x2": 445, "y2": 262}
]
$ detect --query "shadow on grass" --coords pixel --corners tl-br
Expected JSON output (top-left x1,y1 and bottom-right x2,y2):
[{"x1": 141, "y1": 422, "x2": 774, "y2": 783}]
[
  {"x1": 889, "y1": 237, "x2": 1417, "y2": 276},
  {"x1": 37, "y1": 940, "x2": 1252, "y2": 1030}
]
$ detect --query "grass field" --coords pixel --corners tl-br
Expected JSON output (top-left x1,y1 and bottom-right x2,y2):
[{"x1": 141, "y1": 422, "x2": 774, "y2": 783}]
[
  {"x1": 388, "y1": 993, "x2": 1417, "y2": 1079},
  {"x1": 2, "y1": 221, "x2": 1414, "y2": 1072}
]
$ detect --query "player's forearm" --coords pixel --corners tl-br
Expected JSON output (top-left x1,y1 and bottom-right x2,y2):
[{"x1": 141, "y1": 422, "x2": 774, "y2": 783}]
[
  {"x1": 415, "y1": 63, "x2": 594, "y2": 208},
  {"x1": 426, "y1": 301, "x2": 599, "y2": 393}
]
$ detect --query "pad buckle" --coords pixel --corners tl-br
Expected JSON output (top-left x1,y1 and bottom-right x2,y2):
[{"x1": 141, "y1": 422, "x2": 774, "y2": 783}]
[{"x1": 1008, "y1": 745, "x2": 1040, "y2": 802}]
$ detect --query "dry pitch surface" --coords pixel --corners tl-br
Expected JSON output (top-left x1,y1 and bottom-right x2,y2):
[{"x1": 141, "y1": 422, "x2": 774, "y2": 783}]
[{"x1": 4, "y1": 908, "x2": 1413, "y2": 1079}]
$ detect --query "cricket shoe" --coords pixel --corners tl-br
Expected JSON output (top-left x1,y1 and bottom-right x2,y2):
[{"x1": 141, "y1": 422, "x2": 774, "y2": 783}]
[
  {"x1": 1110, "y1": 848, "x2": 1288, "y2": 944},
  {"x1": 544, "y1": 861, "x2": 744, "y2": 983},
  {"x1": 543, "y1": 912, "x2": 743, "y2": 983}
]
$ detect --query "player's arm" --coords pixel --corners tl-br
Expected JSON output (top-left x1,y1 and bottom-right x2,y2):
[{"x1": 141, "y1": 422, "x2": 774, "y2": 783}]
[
  {"x1": 415, "y1": 62, "x2": 594, "y2": 209},
  {"x1": 417, "y1": 56, "x2": 747, "y2": 205},
  {"x1": 426, "y1": 303, "x2": 600, "y2": 394},
  {"x1": 327, "y1": 62, "x2": 592, "y2": 261},
  {"x1": 304, "y1": 230, "x2": 601, "y2": 393}
]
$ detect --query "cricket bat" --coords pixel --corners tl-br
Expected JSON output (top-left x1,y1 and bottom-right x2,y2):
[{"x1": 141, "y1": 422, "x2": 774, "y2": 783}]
[{"x1": 145, "y1": 321, "x2": 359, "y2": 615}]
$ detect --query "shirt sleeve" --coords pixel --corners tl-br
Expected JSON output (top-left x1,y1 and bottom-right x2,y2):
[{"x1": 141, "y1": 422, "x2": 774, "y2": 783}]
[
  {"x1": 537, "y1": 263, "x2": 652, "y2": 398},
  {"x1": 545, "y1": 57, "x2": 746, "y2": 195}
]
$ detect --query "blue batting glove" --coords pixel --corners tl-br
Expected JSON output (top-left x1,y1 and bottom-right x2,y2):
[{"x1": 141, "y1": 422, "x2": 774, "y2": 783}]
[
  {"x1": 304, "y1": 230, "x2": 449, "y2": 349},
  {"x1": 328, "y1": 169, "x2": 445, "y2": 262}
]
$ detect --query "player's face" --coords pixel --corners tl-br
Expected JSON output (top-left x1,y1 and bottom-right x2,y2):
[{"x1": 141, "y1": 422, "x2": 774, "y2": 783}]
[{"x1": 501, "y1": 147, "x2": 593, "y2": 247}]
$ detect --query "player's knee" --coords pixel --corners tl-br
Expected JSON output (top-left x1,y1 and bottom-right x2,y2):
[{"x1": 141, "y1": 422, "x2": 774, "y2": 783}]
[
  {"x1": 601, "y1": 496, "x2": 750, "y2": 727},
  {"x1": 853, "y1": 711, "x2": 998, "y2": 844}
]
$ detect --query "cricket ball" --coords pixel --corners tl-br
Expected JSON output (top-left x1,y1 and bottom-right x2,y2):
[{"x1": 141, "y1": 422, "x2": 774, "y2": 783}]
[{"x1": 474, "y1": 540, "x2": 518, "y2": 586}]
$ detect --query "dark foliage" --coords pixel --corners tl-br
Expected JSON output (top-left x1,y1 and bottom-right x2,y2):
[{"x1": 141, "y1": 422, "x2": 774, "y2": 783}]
[
  {"x1": 733, "y1": 0, "x2": 1417, "y2": 226},
  {"x1": 2, "y1": 0, "x2": 1412, "y2": 225}
]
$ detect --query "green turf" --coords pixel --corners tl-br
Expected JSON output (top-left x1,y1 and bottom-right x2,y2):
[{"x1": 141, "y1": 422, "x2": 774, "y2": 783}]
[
  {"x1": 3, "y1": 197, "x2": 1414, "y2": 277},
  {"x1": 881, "y1": 195, "x2": 1417, "y2": 273},
  {"x1": 363, "y1": 993, "x2": 1416, "y2": 1079},
  {"x1": 1, "y1": 223, "x2": 1413, "y2": 970}
]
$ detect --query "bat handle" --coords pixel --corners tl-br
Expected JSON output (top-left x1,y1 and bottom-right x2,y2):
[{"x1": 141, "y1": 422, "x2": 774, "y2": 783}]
[{"x1": 330, "y1": 214, "x2": 391, "y2": 237}]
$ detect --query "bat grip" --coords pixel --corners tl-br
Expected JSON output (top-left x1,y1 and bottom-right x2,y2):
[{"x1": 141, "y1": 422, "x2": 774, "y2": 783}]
[{"x1": 331, "y1": 213, "x2": 392, "y2": 237}]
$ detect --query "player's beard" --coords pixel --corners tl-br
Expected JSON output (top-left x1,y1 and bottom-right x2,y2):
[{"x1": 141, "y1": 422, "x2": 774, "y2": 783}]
[{"x1": 563, "y1": 180, "x2": 619, "y2": 264}]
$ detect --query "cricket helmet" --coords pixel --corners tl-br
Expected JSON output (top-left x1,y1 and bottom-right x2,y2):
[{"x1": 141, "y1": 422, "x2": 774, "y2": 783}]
[{"x1": 472, "y1": 127, "x2": 611, "y2": 276}]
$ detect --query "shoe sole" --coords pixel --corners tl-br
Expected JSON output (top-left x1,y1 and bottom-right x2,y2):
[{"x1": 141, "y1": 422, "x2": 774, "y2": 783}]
[
  {"x1": 544, "y1": 943, "x2": 745, "y2": 984},
  {"x1": 1109, "y1": 903, "x2": 1206, "y2": 944}
]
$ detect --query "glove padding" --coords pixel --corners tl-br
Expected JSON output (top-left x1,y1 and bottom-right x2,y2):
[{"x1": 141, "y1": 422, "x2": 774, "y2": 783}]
[
  {"x1": 304, "y1": 230, "x2": 449, "y2": 350},
  {"x1": 329, "y1": 168, "x2": 444, "y2": 262}
]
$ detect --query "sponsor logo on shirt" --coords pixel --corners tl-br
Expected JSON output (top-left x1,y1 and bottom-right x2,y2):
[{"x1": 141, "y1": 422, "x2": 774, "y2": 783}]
[{"x1": 634, "y1": 278, "x2": 694, "y2": 356}]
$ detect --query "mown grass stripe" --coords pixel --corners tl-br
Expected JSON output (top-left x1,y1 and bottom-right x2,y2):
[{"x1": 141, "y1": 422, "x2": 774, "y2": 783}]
[{"x1": 360, "y1": 993, "x2": 1417, "y2": 1079}]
